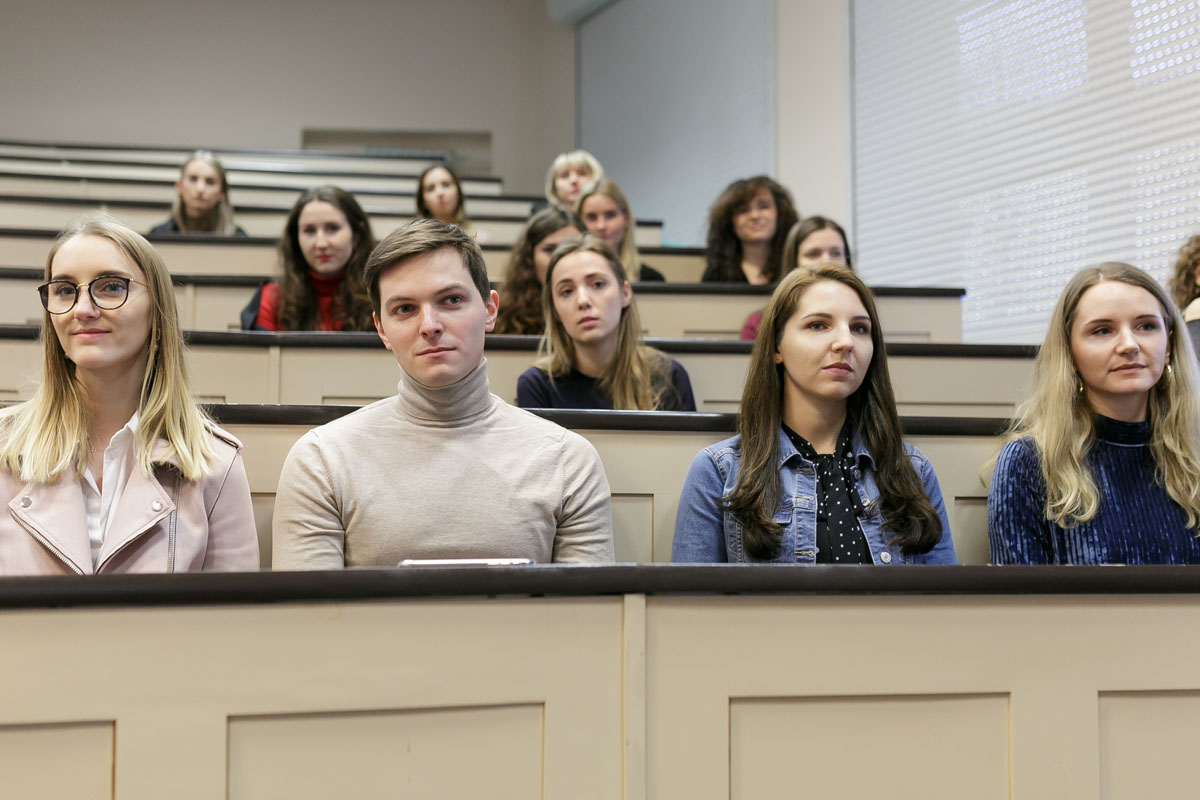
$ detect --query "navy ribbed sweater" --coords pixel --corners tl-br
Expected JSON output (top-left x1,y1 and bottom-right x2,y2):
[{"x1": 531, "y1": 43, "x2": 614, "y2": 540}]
[{"x1": 987, "y1": 415, "x2": 1200, "y2": 564}]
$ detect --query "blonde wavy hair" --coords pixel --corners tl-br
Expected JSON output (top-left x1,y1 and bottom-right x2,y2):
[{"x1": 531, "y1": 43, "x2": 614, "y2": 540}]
[
  {"x1": 1168, "y1": 233, "x2": 1200, "y2": 310},
  {"x1": 534, "y1": 235, "x2": 676, "y2": 410},
  {"x1": 999, "y1": 262, "x2": 1200, "y2": 529},
  {"x1": 575, "y1": 179, "x2": 644, "y2": 281},
  {"x1": 0, "y1": 214, "x2": 214, "y2": 482}
]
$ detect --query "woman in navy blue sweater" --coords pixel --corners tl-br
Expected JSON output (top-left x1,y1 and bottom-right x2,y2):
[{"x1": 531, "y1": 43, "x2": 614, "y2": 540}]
[{"x1": 987, "y1": 263, "x2": 1200, "y2": 564}]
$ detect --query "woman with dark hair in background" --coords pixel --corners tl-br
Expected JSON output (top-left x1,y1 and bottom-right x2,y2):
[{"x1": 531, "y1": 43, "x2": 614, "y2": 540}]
[
  {"x1": 242, "y1": 185, "x2": 376, "y2": 331},
  {"x1": 493, "y1": 207, "x2": 582, "y2": 335},
  {"x1": 150, "y1": 150, "x2": 246, "y2": 236},
  {"x1": 517, "y1": 236, "x2": 694, "y2": 410},
  {"x1": 701, "y1": 176, "x2": 799, "y2": 284},
  {"x1": 673, "y1": 265, "x2": 954, "y2": 564}
]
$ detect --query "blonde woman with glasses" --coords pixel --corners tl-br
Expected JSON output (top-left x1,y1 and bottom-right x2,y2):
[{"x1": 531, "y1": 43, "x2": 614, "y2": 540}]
[{"x1": 0, "y1": 214, "x2": 259, "y2": 575}]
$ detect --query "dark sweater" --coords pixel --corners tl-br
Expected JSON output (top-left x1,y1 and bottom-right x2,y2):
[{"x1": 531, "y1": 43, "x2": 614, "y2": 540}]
[
  {"x1": 987, "y1": 415, "x2": 1200, "y2": 564},
  {"x1": 149, "y1": 218, "x2": 248, "y2": 236},
  {"x1": 516, "y1": 358, "x2": 696, "y2": 411}
]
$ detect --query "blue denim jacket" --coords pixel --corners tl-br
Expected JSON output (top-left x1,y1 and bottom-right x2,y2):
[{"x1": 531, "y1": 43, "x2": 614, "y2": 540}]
[{"x1": 672, "y1": 429, "x2": 957, "y2": 564}]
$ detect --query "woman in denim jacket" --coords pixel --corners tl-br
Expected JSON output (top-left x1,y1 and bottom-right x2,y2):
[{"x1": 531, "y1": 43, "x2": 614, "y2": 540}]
[{"x1": 672, "y1": 266, "x2": 956, "y2": 564}]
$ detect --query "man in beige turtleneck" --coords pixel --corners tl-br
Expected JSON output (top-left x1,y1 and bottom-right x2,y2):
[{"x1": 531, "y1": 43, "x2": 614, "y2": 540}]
[{"x1": 271, "y1": 220, "x2": 615, "y2": 568}]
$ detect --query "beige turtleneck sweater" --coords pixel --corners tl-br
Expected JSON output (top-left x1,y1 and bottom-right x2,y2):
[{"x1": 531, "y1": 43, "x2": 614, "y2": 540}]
[{"x1": 271, "y1": 360, "x2": 615, "y2": 568}]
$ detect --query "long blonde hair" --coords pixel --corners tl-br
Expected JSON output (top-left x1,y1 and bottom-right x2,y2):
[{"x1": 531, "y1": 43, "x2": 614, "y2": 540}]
[
  {"x1": 998, "y1": 263, "x2": 1200, "y2": 528},
  {"x1": 170, "y1": 150, "x2": 240, "y2": 235},
  {"x1": 534, "y1": 235, "x2": 676, "y2": 410},
  {"x1": 0, "y1": 214, "x2": 214, "y2": 482},
  {"x1": 576, "y1": 179, "x2": 643, "y2": 281}
]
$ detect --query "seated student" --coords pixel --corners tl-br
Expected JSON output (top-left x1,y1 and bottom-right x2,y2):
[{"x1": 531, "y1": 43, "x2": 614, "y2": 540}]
[
  {"x1": 987, "y1": 263, "x2": 1200, "y2": 564},
  {"x1": 149, "y1": 150, "x2": 247, "y2": 236},
  {"x1": 576, "y1": 179, "x2": 665, "y2": 282},
  {"x1": 544, "y1": 150, "x2": 604, "y2": 210},
  {"x1": 272, "y1": 219, "x2": 615, "y2": 567},
  {"x1": 742, "y1": 216, "x2": 854, "y2": 340},
  {"x1": 672, "y1": 265, "x2": 955, "y2": 564},
  {"x1": 701, "y1": 176, "x2": 799, "y2": 284},
  {"x1": 416, "y1": 164, "x2": 470, "y2": 228},
  {"x1": 1169, "y1": 234, "x2": 1200, "y2": 333},
  {"x1": 0, "y1": 214, "x2": 258, "y2": 574},
  {"x1": 242, "y1": 185, "x2": 377, "y2": 331},
  {"x1": 516, "y1": 236, "x2": 696, "y2": 410},
  {"x1": 493, "y1": 207, "x2": 582, "y2": 335}
]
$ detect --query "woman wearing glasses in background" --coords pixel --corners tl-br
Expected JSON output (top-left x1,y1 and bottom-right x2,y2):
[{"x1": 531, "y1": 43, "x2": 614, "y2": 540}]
[{"x1": 0, "y1": 214, "x2": 259, "y2": 575}]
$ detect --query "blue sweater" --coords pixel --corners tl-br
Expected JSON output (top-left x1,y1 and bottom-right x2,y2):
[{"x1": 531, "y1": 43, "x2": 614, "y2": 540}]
[{"x1": 987, "y1": 415, "x2": 1200, "y2": 564}]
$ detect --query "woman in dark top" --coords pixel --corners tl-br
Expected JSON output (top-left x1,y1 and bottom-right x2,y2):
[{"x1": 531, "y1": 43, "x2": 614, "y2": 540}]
[
  {"x1": 516, "y1": 236, "x2": 695, "y2": 411},
  {"x1": 672, "y1": 265, "x2": 954, "y2": 564},
  {"x1": 701, "y1": 176, "x2": 799, "y2": 284},
  {"x1": 149, "y1": 150, "x2": 246, "y2": 236},
  {"x1": 987, "y1": 263, "x2": 1200, "y2": 564},
  {"x1": 415, "y1": 164, "x2": 470, "y2": 228},
  {"x1": 576, "y1": 179, "x2": 664, "y2": 282},
  {"x1": 493, "y1": 207, "x2": 582, "y2": 335},
  {"x1": 241, "y1": 185, "x2": 376, "y2": 331}
]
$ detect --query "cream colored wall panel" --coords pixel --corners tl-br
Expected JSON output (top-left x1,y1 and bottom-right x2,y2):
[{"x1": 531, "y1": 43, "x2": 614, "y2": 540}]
[
  {"x1": 611, "y1": 493, "x2": 655, "y2": 563},
  {"x1": 1099, "y1": 691, "x2": 1200, "y2": 800},
  {"x1": 680, "y1": 353, "x2": 751, "y2": 412},
  {"x1": 953, "y1": 497, "x2": 991, "y2": 566},
  {"x1": 0, "y1": 143, "x2": 440, "y2": 173},
  {"x1": 640, "y1": 250, "x2": 706, "y2": 283},
  {"x1": 890, "y1": 355, "x2": 1033, "y2": 419},
  {"x1": 0, "y1": 599, "x2": 624, "y2": 800},
  {"x1": 228, "y1": 703, "x2": 543, "y2": 799},
  {"x1": 185, "y1": 285, "x2": 257, "y2": 331},
  {"x1": 188, "y1": 345, "x2": 276, "y2": 404},
  {"x1": 730, "y1": 693, "x2": 1009, "y2": 798},
  {"x1": 634, "y1": 293, "x2": 768, "y2": 339},
  {"x1": 277, "y1": 347, "x2": 401, "y2": 405},
  {"x1": 251, "y1": 493, "x2": 275, "y2": 569},
  {"x1": 0, "y1": 275, "x2": 41, "y2": 326},
  {"x1": 0, "y1": 721, "x2": 114, "y2": 800},
  {"x1": 875, "y1": 295, "x2": 963, "y2": 343},
  {"x1": 0, "y1": 338, "x2": 43, "y2": 399},
  {"x1": 907, "y1": 434, "x2": 999, "y2": 564}
]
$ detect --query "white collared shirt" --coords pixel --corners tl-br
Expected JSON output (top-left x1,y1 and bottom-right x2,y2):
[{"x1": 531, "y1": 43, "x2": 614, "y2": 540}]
[{"x1": 80, "y1": 412, "x2": 140, "y2": 567}]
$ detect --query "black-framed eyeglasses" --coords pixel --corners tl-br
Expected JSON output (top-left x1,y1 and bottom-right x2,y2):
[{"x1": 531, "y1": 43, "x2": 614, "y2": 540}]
[{"x1": 37, "y1": 275, "x2": 146, "y2": 315}]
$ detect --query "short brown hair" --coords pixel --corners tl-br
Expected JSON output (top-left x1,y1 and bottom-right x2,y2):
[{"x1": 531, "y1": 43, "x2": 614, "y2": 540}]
[{"x1": 364, "y1": 219, "x2": 490, "y2": 312}]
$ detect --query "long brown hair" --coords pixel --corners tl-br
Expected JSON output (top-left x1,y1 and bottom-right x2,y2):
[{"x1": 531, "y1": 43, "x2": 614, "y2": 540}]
[
  {"x1": 1169, "y1": 233, "x2": 1200, "y2": 310},
  {"x1": 535, "y1": 236, "x2": 679, "y2": 409},
  {"x1": 702, "y1": 176, "x2": 800, "y2": 283},
  {"x1": 494, "y1": 207, "x2": 581, "y2": 335},
  {"x1": 276, "y1": 185, "x2": 376, "y2": 331},
  {"x1": 722, "y1": 266, "x2": 942, "y2": 559}
]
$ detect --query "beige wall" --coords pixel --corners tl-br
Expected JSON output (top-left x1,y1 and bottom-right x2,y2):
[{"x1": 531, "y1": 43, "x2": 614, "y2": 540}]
[
  {"x1": 0, "y1": 0, "x2": 574, "y2": 193},
  {"x1": 776, "y1": 0, "x2": 853, "y2": 239}
]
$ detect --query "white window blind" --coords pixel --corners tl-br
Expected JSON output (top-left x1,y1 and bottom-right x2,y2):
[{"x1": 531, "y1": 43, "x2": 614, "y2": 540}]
[{"x1": 853, "y1": 0, "x2": 1200, "y2": 343}]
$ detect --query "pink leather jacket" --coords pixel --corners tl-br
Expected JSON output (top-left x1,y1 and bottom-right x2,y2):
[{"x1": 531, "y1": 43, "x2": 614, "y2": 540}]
[{"x1": 0, "y1": 423, "x2": 260, "y2": 575}]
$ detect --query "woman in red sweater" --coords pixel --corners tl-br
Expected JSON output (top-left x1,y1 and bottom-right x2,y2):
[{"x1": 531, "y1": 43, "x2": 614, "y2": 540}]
[{"x1": 243, "y1": 185, "x2": 377, "y2": 331}]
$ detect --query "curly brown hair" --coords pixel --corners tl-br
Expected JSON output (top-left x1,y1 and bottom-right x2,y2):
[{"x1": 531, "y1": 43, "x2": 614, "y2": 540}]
[
  {"x1": 702, "y1": 176, "x2": 799, "y2": 283},
  {"x1": 494, "y1": 207, "x2": 582, "y2": 335},
  {"x1": 1169, "y1": 233, "x2": 1200, "y2": 310},
  {"x1": 277, "y1": 186, "x2": 377, "y2": 331}
]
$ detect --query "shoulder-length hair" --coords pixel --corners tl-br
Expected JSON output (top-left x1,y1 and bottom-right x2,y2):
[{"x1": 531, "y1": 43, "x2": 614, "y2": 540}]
[
  {"x1": 170, "y1": 150, "x2": 240, "y2": 235},
  {"x1": 703, "y1": 176, "x2": 800, "y2": 283},
  {"x1": 722, "y1": 265, "x2": 943, "y2": 560},
  {"x1": 535, "y1": 235, "x2": 678, "y2": 410},
  {"x1": 1168, "y1": 233, "x2": 1200, "y2": 310},
  {"x1": 0, "y1": 214, "x2": 214, "y2": 482},
  {"x1": 276, "y1": 185, "x2": 377, "y2": 331},
  {"x1": 414, "y1": 163, "x2": 468, "y2": 227},
  {"x1": 544, "y1": 149, "x2": 604, "y2": 206},
  {"x1": 575, "y1": 179, "x2": 644, "y2": 281},
  {"x1": 999, "y1": 262, "x2": 1200, "y2": 529},
  {"x1": 493, "y1": 206, "x2": 581, "y2": 335},
  {"x1": 781, "y1": 216, "x2": 854, "y2": 273}
]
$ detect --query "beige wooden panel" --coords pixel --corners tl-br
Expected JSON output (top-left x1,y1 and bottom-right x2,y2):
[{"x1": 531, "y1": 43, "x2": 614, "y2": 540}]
[
  {"x1": 876, "y1": 294, "x2": 964, "y2": 343},
  {"x1": 0, "y1": 338, "x2": 44, "y2": 400},
  {"x1": 641, "y1": 250, "x2": 706, "y2": 283},
  {"x1": 188, "y1": 345, "x2": 276, "y2": 404},
  {"x1": 646, "y1": 595, "x2": 1200, "y2": 799},
  {"x1": 182, "y1": 284, "x2": 257, "y2": 331},
  {"x1": 0, "y1": 174, "x2": 536, "y2": 216},
  {"x1": 0, "y1": 598, "x2": 624, "y2": 800},
  {"x1": 229, "y1": 704, "x2": 543, "y2": 799},
  {"x1": 634, "y1": 293, "x2": 766, "y2": 339},
  {"x1": 0, "y1": 142, "x2": 441, "y2": 173},
  {"x1": 1099, "y1": 691, "x2": 1200, "y2": 799},
  {"x1": 277, "y1": 346, "x2": 400, "y2": 405},
  {"x1": 0, "y1": 275, "x2": 43, "y2": 326},
  {"x1": 730, "y1": 693, "x2": 1009, "y2": 798},
  {"x1": 907, "y1": 434, "x2": 998, "y2": 562},
  {"x1": 612, "y1": 493, "x2": 656, "y2": 563},
  {"x1": 0, "y1": 157, "x2": 503, "y2": 195},
  {"x1": 0, "y1": 721, "x2": 114, "y2": 800}
]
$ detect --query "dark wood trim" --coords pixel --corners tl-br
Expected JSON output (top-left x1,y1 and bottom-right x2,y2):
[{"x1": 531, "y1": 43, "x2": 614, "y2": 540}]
[{"x1": 1, "y1": 565, "x2": 1199, "y2": 609}]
